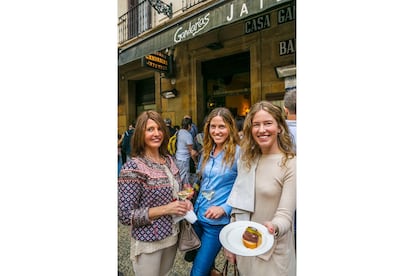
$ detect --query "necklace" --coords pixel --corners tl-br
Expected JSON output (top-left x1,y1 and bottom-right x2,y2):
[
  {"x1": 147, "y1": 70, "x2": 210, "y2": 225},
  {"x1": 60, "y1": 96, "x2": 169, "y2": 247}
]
[{"x1": 145, "y1": 154, "x2": 166, "y2": 164}]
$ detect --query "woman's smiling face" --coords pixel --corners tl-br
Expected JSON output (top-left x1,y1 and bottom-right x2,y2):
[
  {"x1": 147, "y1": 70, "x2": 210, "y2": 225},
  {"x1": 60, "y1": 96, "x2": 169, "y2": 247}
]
[
  {"x1": 251, "y1": 110, "x2": 281, "y2": 154},
  {"x1": 144, "y1": 119, "x2": 164, "y2": 150},
  {"x1": 209, "y1": 115, "x2": 229, "y2": 147}
]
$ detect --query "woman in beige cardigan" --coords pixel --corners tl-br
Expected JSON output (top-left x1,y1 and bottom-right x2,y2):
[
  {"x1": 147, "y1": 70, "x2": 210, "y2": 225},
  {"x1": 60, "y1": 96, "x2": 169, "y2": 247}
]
[{"x1": 226, "y1": 101, "x2": 296, "y2": 276}]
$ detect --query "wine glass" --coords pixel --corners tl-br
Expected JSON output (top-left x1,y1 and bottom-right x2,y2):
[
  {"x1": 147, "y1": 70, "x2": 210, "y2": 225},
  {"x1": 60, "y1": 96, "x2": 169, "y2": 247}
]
[
  {"x1": 177, "y1": 190, "x2": 189, "y2": 201},
  {"x1": 177, "y1": 186, "x2": 194, "y2": 201}
]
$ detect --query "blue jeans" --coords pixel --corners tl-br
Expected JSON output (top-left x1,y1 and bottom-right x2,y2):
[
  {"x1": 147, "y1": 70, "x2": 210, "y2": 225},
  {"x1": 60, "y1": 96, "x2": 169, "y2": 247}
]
[{"x1": 190, "y1": 221, "x2": 225, "y2": 276}]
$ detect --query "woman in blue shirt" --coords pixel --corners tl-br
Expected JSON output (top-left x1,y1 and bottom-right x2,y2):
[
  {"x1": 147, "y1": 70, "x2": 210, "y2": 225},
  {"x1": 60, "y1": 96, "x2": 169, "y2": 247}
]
[{"x1": 190, "y1": 107, "x2": 241, "y2": 276}]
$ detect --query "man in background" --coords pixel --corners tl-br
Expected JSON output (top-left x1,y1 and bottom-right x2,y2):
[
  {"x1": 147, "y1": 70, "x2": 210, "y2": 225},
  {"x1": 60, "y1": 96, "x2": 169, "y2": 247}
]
[
  {"x1": 121, "y1": 122, "x2": 135, "y2": 164},
  {"x1": 164, "y1": 118, "x2": 176, "y2": 137},
  {"x1": 283, "y1": 88, "x2": 296, "y2": 153},
  {"x1": 184, "y1": 115, "x2": 198, "y2": 139},
  {"x1": 284, "y1": 88, "x2": 296, "y2": 251},
  {"x1": 176, "y1": 118, "x2": 198, "y2": 184}
]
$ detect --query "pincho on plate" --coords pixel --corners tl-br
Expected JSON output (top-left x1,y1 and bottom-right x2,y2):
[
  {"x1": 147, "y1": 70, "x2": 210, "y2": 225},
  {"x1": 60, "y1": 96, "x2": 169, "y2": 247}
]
[{"x1": 219, "y1": 221, "x2": 274, "y2": 257}]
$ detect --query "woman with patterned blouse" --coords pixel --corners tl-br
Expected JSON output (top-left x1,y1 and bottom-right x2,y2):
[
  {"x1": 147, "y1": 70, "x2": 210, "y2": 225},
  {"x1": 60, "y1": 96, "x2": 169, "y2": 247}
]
[{"x1": 118, "y1": 110, "x2": 193, "y2": 276}]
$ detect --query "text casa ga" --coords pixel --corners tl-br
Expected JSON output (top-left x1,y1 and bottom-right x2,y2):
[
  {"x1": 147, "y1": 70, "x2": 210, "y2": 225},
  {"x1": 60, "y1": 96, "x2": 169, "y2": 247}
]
[
  {"x1": 245, "y1": 13, "x2": 271, "y2": 34},
  {"x1": 278, "y1": 5, "x2": 295, "y2": 24}
]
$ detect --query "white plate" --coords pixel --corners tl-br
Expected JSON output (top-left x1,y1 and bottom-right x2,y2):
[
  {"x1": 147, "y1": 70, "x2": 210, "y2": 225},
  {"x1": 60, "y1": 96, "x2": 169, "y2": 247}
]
[{"x1": 219, "y1": 221, "x2": 274, "y2": 256}]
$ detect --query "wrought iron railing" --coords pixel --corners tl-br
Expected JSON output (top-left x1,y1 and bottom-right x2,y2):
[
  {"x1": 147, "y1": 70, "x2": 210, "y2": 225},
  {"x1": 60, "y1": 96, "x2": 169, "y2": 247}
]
[
  {"x1": 118, "y1": 0, "x2": 152, "y2": 44},
  {"x1": 182, "y1": 0, "x2": 207, "y2": 11},
  {"x1": 118, "y1": 0, "x2": 208, "y2": 44}
]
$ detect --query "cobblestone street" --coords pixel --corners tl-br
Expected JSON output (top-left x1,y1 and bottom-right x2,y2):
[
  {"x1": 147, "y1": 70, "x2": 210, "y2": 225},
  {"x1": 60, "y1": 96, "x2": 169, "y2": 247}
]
[{"x1": 118, "y1": 222, "x2": 233, "y2": 276}]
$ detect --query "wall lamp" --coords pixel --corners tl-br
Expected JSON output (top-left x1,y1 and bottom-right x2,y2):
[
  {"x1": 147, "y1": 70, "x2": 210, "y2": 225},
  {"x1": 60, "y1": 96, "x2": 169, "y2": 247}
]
[
  {"x1": 161, "y1": 89, "x2": 178, "y2": 99},
  {"x1": 274, "y1": 64, "x2": 296, "y2": 78}
]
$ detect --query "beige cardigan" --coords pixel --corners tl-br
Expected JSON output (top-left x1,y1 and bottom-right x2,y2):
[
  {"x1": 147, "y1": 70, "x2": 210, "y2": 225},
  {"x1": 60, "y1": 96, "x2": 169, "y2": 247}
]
[{"x1": 227, "y1": 154, "x2": 296, "y2": 274}]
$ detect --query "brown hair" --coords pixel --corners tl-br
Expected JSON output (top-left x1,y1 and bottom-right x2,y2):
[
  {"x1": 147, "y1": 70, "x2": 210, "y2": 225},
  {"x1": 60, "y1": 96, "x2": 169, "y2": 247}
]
[{"x1": 130, "y1": 110, "x2": 170, "y2": 157}]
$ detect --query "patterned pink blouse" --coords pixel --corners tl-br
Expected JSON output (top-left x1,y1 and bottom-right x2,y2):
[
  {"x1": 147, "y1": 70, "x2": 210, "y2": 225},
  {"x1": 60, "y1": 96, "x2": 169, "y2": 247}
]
[{"x1": 118, "y1": 155, "x2": 182, "y2": 241}]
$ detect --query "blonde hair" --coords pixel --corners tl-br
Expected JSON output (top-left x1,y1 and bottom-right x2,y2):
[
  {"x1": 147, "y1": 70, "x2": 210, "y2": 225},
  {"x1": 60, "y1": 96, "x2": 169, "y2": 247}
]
[{"x1": 240, "y1": 101, "x2": 295, "y2": 169}]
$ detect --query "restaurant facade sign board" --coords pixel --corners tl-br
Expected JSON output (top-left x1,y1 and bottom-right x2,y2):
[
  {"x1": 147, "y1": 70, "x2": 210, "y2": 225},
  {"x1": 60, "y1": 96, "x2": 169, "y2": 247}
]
[
  {"x1": 144, "y1": 51, "x2": 171, "y2": 73},
  {"x1": 119, "y1": 0, "x2": 292, "y2": 66}
]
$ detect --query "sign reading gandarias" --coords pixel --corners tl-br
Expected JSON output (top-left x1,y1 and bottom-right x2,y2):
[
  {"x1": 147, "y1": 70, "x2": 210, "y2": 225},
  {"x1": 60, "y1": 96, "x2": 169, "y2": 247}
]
[{"x1": 144, "y1": 51, "x2": 170, "y2": 73}]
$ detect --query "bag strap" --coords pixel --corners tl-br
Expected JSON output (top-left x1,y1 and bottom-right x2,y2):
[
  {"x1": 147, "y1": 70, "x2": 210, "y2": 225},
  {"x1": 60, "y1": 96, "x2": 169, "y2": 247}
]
[
  {"x1": 222, "y1": 260, "x2": 229, "y2": 275},
  {"x1": 222, "y1": 260, "x2": 239, "y2": 276}
]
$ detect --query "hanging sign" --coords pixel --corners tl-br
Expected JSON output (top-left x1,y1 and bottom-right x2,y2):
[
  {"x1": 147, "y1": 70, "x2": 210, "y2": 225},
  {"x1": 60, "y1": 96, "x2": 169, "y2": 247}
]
[{"x1": 144, "y1": 51, "x2": 171, "y2": 73}]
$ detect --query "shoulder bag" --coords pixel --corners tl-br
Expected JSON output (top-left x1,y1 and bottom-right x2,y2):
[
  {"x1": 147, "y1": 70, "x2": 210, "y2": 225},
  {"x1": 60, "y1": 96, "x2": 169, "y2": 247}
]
[{"x1": 178, "y1": 220, "x2": 201, "y2": 252}]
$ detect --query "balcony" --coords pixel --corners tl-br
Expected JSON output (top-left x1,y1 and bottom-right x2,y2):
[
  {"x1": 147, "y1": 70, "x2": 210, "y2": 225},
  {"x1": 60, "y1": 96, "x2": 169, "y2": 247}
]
[
  {"x1": 182, "y1": 0, "x2": 207, "y2": 11},
  {"x1": 118, "y1": 1, "x2": 152, "y2": 45},
  {"x1": 118, "y1": 0, "x2": 208, "y2": 45}
]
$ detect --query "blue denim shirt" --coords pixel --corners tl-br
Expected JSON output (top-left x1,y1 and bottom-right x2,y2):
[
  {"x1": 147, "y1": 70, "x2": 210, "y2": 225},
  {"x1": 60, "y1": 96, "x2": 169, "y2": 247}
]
[{"x1": 194, "y1": 145, "x2": 240, "y2": 225}]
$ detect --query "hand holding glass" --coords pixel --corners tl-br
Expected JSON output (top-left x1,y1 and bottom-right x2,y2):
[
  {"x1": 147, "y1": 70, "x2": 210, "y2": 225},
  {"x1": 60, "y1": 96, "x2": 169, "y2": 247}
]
[
  {"x1": 178, "y1": 186, "x2": 194, "y2": 201},
  {"x1": 175, "y1": 187, "x2": 197, "y2": 224}
]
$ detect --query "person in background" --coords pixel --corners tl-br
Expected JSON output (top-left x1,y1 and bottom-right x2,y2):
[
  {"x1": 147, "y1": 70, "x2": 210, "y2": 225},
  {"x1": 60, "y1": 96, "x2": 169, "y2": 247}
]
[
  {"x1": 175, "y1": 117, "x2": 198, "y2": 185},
  {"x1": 121, "y1": 122, "x2": 135, "y2": 164},
  {"x1": 164, "y1": 118, "x2": 176, "y2": 137},
  {"x1": 189, "y1": 116, "x2": 208, "y2": 197},
  {"x1": 283, "y1": 88, "x2": 296, "y2": 153},
  {"x1": 118, "y1": 133, "x2": 123, "y2": 176},
  {"x1": 192, "y1": 116, "x2": 208, "y2": 168},
  {"x1": 226, "y1": 101, "x2": 296, "y2": 276},
  {"x1": 184, "y1": 115, "x2": 199, "y2": 175},
  {"x1": 190, "y1": 107, "x2": 241, "y2": 276},
  {"x1": 235, "y1": 115, "x2": 245, "y2": 140},
  {"x1": 184, "y1": 114, "x2": 198, "y2": 139},
  {"x1": 193, "y1": 131, "x2": 204, "y2": 161},
  {"x1": 283, "y1": 88, "x2": 297, "y2": 251},
  {"x1": 118, "y1": 110, "x2": 193, "y2": 276}
]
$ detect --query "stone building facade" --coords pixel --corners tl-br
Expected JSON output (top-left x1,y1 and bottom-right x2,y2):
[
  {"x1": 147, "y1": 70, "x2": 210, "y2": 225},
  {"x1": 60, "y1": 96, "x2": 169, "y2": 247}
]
[{"x1": 118, "y1": 0, "x2": 296, "y2": 133}]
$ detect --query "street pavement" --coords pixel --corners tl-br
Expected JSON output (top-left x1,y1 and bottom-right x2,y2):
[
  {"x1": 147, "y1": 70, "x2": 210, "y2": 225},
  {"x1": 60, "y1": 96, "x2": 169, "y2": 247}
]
[{"x1": 118, "y1": 222, "x2": 234, "y2": 276}]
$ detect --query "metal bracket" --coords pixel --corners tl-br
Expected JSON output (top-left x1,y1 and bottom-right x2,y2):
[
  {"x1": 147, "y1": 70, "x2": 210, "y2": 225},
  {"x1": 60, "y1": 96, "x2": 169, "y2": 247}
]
[{"x1": 148, "y1": 0, "x2": 172, "y2": 18}]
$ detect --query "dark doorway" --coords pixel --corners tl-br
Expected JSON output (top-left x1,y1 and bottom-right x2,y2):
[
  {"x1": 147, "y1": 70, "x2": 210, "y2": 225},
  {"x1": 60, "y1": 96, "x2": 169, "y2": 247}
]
[
  {"x1": 202, "y1": 52, "x2": 251, "y2": 119},
  {"x1": 133, "y1": 77, "x2": 156, "y2": 117}
]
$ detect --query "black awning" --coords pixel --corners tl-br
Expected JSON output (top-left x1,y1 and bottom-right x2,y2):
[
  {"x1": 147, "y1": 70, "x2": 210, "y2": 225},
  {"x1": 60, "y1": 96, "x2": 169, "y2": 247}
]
[{"x1": 118, "y1": 0, "x2": 292, "y2": 66}]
